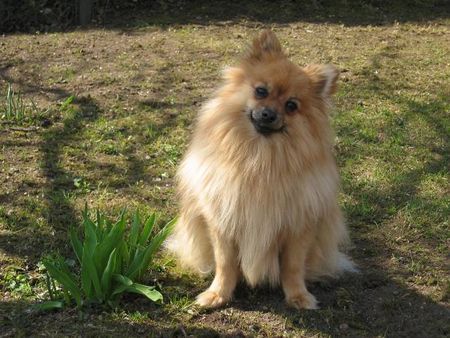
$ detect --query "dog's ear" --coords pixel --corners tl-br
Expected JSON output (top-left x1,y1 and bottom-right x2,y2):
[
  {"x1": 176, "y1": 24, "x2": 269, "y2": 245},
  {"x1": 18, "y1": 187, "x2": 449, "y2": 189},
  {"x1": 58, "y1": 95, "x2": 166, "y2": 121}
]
[
  {"x1": 304, "y1": 64, "x2": 340, "y2": 99},
  {"x1": 245, "y1": 30, "x2": 284, "y2": 61}
]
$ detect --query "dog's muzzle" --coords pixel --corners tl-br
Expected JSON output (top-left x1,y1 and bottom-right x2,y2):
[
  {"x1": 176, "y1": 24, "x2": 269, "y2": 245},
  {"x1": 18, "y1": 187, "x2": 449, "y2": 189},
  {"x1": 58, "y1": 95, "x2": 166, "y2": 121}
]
[{"x1": 250, "y1": 108, "x2": 284, "y2": 135}]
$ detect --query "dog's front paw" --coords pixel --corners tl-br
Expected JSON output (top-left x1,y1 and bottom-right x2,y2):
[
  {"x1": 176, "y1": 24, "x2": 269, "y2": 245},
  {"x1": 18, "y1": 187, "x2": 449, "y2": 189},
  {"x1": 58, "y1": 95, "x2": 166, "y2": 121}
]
[
  {"x1": 196, "y1": 290, "x2": 229, "y2": 308},
  {"x1": 286, "y1": 292, "x2": 319, "y2": 310}
]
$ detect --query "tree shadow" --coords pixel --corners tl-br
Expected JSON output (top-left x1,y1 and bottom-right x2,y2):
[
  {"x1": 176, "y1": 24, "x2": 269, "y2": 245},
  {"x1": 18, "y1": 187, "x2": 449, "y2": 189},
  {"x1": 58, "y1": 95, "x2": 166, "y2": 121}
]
[
  {"x1": 0, "y1": 63, "x2": 68, "y2": 102},
  {"x1": 118, "y1": 98, "x2": 182, "y2": 187},
  {"x1": 3, "y1": 0, "x2": 449, "y2": 35},
  {"x1": 39, "y1": 95, "x2": 100, "y2": 236},
  {"x1": 102, "y1": 0, "x2": 450, "y2": 31},
  {"x1": 0, "y1": 81, "x2": 101, "y2": 260},
  {"x1": 0, "y1": 300, "x2": 223, "y2": 337}
]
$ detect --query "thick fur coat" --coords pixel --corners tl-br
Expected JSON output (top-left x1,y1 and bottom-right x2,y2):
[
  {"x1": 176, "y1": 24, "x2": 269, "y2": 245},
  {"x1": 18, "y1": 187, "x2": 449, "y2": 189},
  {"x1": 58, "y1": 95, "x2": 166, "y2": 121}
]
[{"x1": 168, "y1": 30, "x2": 355, "y2": 309}]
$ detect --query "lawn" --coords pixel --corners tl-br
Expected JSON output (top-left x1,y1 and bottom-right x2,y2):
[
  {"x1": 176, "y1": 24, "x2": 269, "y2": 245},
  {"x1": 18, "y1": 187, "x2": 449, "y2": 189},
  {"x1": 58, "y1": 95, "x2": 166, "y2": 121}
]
[{"x1": 0, "y1": 1, "x2": 449, "y2": 337}]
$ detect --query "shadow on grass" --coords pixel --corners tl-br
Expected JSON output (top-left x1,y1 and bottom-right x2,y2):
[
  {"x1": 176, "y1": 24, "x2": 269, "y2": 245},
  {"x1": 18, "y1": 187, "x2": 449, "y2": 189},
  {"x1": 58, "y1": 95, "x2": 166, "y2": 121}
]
[
  {"x1": 217, "y1": 270, "x2": 449, "y2": 337},
  {"x1": 40, "y1": 95, "x2": 100, "y2": 236},
  {"x1": 1, "y1": 266, "x2": 448, "y2": 337},
  {"x1": 99, "y1": 0, "x2": 450, "y2": 32},
  {"x1": 0, "y1": 83, "x2": 101, "y2": 260},
  {"x1": 95, "y1": 58, "x2": 190, "y2": 193},
  {"x1": 3, "y1": 0, "x2": 449, "y2": 35},
  {"x1": 123, "y1": 101, "x2": 181, "y2": 187},
  {"x1": 0, "y1": 300, "x2": 221, "y2": 337},
  {"x1": 337, "y1": 50, "x2": 449, "y2": 243}
]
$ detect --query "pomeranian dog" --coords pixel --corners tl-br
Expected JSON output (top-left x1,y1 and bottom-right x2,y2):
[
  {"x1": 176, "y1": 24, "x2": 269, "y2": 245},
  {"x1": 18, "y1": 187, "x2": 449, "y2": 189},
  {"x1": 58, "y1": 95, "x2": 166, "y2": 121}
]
[{"x1": 168, "y1": 30, "x2": 355, "y2": 310}]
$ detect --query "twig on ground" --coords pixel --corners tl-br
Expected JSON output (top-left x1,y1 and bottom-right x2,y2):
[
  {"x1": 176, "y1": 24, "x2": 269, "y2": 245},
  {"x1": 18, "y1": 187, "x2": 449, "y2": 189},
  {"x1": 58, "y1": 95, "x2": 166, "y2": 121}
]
[{"x1": 7, "y1": 126, "x2": 40, "y2": 132}]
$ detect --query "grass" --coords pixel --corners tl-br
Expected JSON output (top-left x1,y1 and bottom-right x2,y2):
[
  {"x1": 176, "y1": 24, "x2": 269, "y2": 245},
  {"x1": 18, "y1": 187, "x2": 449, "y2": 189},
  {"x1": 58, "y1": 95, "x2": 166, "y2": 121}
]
[{"x1": 0, "y1": 1, "x2": 449, "y2": 337}]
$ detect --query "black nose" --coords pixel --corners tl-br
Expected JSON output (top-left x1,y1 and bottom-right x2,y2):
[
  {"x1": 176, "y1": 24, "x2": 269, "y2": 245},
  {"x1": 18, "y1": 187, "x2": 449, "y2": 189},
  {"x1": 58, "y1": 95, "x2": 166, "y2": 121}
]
[
  {"x1": 250, "y1": 108, "x2": 283, "y2": 135},
  {"x1": 259, "y1": 108, "x2": 277, "y2": 123}
]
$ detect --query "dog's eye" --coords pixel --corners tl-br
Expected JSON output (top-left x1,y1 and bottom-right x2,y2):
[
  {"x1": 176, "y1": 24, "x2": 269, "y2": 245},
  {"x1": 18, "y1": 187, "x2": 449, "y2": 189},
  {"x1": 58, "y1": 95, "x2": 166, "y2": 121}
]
[
  {"x1": 255, "y1": 87, "x2": 269, "y2": 99},
  {"x1": 285, "y1": 100, "x2": 298, "y2": 113}
]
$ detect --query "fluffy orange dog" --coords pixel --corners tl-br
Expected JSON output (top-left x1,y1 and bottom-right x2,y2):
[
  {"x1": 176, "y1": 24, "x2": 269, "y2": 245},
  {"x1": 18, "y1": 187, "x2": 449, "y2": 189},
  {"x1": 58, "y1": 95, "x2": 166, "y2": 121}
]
[{"x1": 168, "y1": 30, "x2": 355, "y2": 309}]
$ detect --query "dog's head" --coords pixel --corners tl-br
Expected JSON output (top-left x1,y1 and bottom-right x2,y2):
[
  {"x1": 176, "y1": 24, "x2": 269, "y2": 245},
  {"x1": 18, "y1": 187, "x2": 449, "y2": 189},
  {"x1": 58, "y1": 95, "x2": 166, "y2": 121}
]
[{"x1": 221, "y1": 30, "x2": 339, "y2": 138}]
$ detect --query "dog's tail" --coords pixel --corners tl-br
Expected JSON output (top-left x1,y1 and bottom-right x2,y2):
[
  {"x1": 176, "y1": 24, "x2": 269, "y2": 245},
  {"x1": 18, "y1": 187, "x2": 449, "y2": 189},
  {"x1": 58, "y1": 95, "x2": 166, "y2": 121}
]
[
  {"x1": 336, "y1": 252, "x2": 358, "y2": 274},
  {"x1": 165, "y1": 211, "x2": 214, "y2": 275},
  {"x1": 306, "y1": 208, "x2": 358, "y2": 280}
]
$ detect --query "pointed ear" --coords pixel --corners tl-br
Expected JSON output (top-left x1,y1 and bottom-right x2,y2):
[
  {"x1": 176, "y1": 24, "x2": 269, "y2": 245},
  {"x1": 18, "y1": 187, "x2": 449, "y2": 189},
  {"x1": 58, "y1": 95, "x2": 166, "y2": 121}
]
[
  {"x1": 245, "y1": 30, "x2": 284, "y2": 61},
  {"x1": 304, "y1": 64, "x2": 340, "y2": 99}
]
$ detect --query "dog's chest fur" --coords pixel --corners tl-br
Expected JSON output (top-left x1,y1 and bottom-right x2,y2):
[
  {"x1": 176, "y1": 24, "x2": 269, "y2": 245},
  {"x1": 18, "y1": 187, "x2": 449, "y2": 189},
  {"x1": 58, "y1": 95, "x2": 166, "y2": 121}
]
[{"x1": 179, "y1": 138, "x2": 338, "y2": 284}]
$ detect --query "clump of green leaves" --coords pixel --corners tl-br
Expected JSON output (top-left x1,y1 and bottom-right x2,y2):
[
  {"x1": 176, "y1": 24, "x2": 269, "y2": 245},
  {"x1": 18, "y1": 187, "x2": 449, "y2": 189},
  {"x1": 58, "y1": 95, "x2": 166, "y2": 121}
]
[
  {"x1": 41, "y1": 207, "x2": 175, "y2": 309},
  {"x1": 1, "y1": 266, "x2": 33, "y2": 297}
]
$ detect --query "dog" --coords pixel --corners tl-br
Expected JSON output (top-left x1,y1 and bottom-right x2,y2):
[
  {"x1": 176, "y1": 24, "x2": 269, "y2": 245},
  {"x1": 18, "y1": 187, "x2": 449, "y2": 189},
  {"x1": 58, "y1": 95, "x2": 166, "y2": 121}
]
[{"x1": 167, "y1": 30, "x2": 355, "y2": 309}]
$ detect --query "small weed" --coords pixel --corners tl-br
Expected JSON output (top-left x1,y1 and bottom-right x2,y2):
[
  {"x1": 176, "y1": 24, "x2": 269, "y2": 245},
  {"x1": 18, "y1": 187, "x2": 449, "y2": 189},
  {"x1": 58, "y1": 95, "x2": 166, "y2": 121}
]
[
  {"x1": 99, "y1": 142, "x2": 121, "y2": 155},
  {"x1": 73, "y1": 177, "x2": 91, "y2": 193},
  {"x1": 168, "y1": 294, "x2": 194, "y2": 311},
  {"x1": 1, "y1": 266, "x2": 33, "y2": 297},
  {"x1": 128, "y1": 310, "x2": 149, "y2": 323},
  {"x1": 0, "y1": 83, "x2": 37, "y2": 121},
  {"x1": 60, "y1": 95, "x2": 75, "y2": 112}
]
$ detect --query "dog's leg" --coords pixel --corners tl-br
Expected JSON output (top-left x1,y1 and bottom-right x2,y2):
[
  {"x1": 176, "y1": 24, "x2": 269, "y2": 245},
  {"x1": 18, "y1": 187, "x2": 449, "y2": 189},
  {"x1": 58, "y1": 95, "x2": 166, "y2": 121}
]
[
  {"x1": 196, "y1": 229, "x2": 239, "y2": 308},
  {"x1": 280, "y1": 227, "x2": 318, "y2": 310}
]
